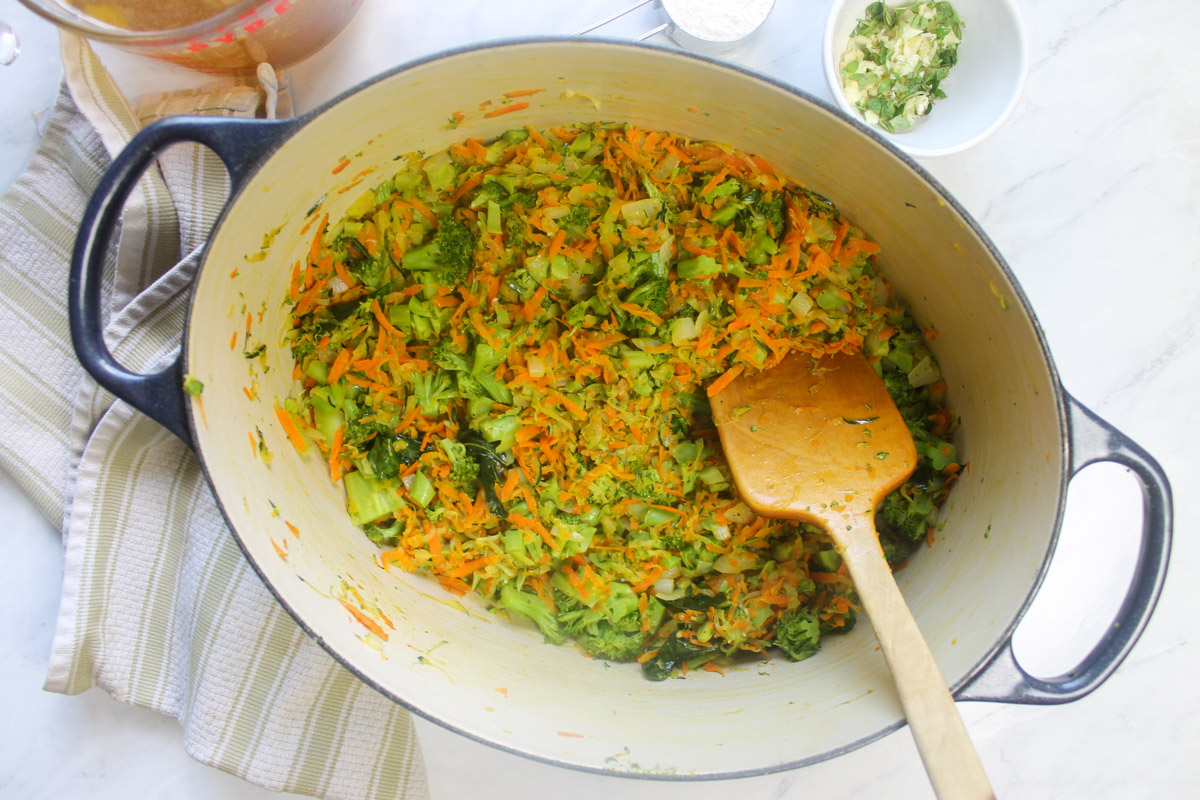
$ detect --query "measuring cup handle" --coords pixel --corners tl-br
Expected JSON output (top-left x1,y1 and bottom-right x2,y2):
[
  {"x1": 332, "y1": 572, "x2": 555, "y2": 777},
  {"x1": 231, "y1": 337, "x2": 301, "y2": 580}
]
[
  {"x1": 69, "y1": 115, "x2": 295, "y2": 450},
  {"x1": 957, "y1": 392, "x2": 1172, "y2": 704}
]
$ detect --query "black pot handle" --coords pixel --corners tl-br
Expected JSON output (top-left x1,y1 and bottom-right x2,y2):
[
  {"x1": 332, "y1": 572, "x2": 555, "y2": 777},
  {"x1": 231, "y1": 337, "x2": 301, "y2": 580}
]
[
  {"x1": 957, "y1": 392, "x2": 1172, "y2": 704},
  {"x1": 69, "y1": 115, "x2": 296, "y2": 450}
]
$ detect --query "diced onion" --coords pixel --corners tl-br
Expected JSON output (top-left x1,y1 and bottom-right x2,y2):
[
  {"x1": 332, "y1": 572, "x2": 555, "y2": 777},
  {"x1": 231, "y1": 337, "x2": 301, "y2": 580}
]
[
  {"x1": 653, "y1": 578, "x2": 675, "y2": 595},
  {"x1": 871, "y1": 276, "x2": 889, "y2": 306},
  {"x1": 907, "y1": 355, "x2": 941, "y2": 387},
  {"x1": 788, "y1": 290, "x2": 814, "y2": 319},
  {"x1": 712, "y1": 524, "x2": 731, "y2": 541},
  {"x1": 714, "y1": 552, "x2": 757, "y2": 574},
  {"x1": 654, "y1": 152, "x2": 680, "y2": 181},
  {"x1": 619, "y1": 197, "x2": 663, "y2": 226},
  {"x1": 725, "y1": 502, "x2": 756, "y2": 524},
  {"x1": 526, "y1": 355, "x2": 547, "y2": 378},
  {"x1": 671, "y1": 316, "x2": 697, "y2": 346}
]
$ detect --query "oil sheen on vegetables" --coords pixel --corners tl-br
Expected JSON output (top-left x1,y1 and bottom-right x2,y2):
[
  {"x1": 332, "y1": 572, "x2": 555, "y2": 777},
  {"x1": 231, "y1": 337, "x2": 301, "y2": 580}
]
[{"x1": 279, "y1": 122, "x2": 960, "y2": 679}]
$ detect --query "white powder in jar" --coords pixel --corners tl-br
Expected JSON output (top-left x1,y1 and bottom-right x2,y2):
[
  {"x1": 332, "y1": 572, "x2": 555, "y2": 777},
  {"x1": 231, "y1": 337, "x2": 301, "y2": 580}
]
[{"x1": 662, "y1": 0, "x2": 775, "y2": 43}]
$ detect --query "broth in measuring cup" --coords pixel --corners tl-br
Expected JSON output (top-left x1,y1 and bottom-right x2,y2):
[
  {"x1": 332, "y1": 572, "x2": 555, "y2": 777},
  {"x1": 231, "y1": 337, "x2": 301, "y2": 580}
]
[
  {"x1": 68, "y1": 1, "x2": 241, "y2": 31},
  {"x1": 50, "y1": 0, "x2": 363, "y2": 73}
]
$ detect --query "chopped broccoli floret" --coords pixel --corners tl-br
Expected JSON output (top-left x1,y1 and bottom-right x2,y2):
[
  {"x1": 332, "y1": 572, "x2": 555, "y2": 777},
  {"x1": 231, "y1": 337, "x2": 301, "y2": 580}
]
[
  {"x1": 880, "y1": 533, "x2": 918, "y2": 565},
  {"x1": 748, "y1": 192, "x2": 786, "y2": 235},
  {"x1": 454, "y1": 371, "x2": 487, "y2": 399},
  {"x1": 409, "y1": 370, "x2": 457, "y2": 417},
  {"x1": 560, "y1": 204, "x2": 593, "y2": 240},
  {"x1": 430, "y1": 340, "x2": 470, "y2": 372},
  {"x1": 498, "y1": 584, "x2": 564, "y2": 644},
  {"x1": 400, "y1": 216, "x2": 474, "y2": 285},
  {"x1": 877, "y1": 487, "x2": 935, "y2": 543},
  {"x1": 554, "y1": 582, "x2": 646, "y2": 661},
  {"x1": 576, "y1": 627, "x2": 646, "y2": 661},
  {"x1": 732, "y1": 190, "x2": 787, "y2": 266},
  {"x1": 363, "y1": 518, "x2": 402, "y2": 545},
  {"x1": 343, "y1": 238, "x2": 389, "y2": 289},
  {"x1": 774, "y1": 608, "x2": 822, "y2": 662},
  {"x1": 439, "y1": 439, "x2": 481, "y2": 489},
  {"x1": 881, "y1": 369, "x2": 930, "y2": 436},
  {"x1": 450, "y1": 459, "x2": 480, "y2": 487},
  {"x1": 631, "y1": 466, "x2": 674, "y2": 506},
  {"x1": 882, "y1": 364, "x2": 957, "y2": 466},
  {"x1": 470, "y1": 337, "x2": 510, "y2": 377},
  {"x1": 586, "y1": 472, "x2": 620, "y2": 506},
  {"x1": 508, "y1": 189, "x2": 538, "y2": 209},
  {"x1": 623, "y1": 278, "x2": 669, "y2": 315}
]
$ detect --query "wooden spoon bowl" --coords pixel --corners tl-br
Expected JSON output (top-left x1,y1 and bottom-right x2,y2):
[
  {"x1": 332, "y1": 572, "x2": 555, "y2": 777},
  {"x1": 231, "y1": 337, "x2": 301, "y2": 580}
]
[{"x1": 711, "y1": 350, "x2": 993, "y2": 800}]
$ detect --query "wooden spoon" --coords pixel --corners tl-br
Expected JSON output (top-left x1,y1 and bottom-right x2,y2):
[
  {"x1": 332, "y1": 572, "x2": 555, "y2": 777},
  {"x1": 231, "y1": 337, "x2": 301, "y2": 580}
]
[{"x1": 711, "y1": 350, "x2": 993, "y2": 800}]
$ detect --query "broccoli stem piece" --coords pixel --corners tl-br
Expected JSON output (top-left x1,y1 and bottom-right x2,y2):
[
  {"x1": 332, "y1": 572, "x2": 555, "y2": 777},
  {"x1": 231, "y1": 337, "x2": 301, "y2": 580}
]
[
  {"x1": 498, "y1": 584, "x2": 565, "y2": 644},
  {"x1": 344, "y1": 471, "x2": 406, "y2": 526}
]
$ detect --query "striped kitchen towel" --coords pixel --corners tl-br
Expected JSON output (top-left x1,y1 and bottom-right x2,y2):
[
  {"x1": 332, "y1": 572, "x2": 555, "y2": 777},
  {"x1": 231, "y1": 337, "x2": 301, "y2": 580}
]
[{"x1": 0, "y1": 34, "x2": 428, "y2": 800}]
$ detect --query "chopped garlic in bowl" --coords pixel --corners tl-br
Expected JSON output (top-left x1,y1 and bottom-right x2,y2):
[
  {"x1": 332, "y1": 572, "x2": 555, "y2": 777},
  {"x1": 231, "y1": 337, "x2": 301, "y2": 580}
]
[
  {"x1": 823, "y1": 0, "x2": 1029, "y2": 157},
  {"x1": 838, "y1": 2, "x2": 963, "y2": 133}
]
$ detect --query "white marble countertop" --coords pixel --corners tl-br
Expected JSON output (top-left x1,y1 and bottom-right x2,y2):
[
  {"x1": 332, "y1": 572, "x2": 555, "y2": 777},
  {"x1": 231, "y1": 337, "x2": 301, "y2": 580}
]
[{"x1": 2, "y1": 0, "x2": 1197, "y2": 797}]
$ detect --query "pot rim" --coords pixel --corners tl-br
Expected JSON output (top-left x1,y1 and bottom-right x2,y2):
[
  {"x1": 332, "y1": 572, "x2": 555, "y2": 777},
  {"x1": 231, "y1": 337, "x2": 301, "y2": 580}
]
[{"x1": 181, "y1": 36, "x2": 1069, "y2": 780}]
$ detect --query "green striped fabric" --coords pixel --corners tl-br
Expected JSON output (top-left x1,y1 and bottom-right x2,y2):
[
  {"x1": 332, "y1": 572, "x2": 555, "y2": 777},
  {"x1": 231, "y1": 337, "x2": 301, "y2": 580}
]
[{"x1": 0, "y1": 35, "x2": 428, "y2": 800}]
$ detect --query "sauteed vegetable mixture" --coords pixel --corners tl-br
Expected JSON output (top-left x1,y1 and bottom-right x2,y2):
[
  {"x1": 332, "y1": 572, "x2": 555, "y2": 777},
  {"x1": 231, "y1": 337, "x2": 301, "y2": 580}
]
[{"x1": 279, "y1": 122, "x2": 959, "y2": 679}]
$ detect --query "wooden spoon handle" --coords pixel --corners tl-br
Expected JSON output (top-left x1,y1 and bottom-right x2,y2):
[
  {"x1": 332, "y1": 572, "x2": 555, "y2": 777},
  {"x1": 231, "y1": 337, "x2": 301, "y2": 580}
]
[{"x1": 839, "y1": 524, "x2": 994, "y2": 800}]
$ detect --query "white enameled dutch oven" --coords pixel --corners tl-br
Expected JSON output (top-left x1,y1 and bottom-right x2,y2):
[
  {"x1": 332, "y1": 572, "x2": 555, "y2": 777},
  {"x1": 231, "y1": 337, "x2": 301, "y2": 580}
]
[{"x1": 69, "y1": 40, "x2": 1171, "y2": 779}]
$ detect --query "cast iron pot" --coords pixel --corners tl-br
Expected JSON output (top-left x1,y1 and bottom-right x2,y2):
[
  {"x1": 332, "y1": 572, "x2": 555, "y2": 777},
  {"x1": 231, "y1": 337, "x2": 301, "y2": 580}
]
[{"x1": 69, "y1": 40, "x2": 1171, "y2": 779}]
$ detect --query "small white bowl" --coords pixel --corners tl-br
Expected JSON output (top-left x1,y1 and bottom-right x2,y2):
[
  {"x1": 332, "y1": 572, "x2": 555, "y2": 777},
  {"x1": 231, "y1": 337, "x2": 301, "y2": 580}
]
[{"x1": 823, "y1": 0, "x2": 1029, "y2": 157}]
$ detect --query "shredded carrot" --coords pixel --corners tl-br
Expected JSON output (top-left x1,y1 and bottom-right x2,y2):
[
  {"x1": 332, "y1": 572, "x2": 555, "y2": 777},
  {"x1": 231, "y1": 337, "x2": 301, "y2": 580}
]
[
  {"x1": 409, "y1": 196, "x2": 437, "y2": 225},
  {"x1": 619, "y1": 302, "x2": 664, "y2": 326},
  {"x1": 273, "y1": 406, "x2": 307, "y2": 453},
  {"x1": 328, "y1": 425, "x2": 344, "y2": 482},
  {"x1": 310, "y1": 213, "x2": 329, "y2": 263},
  {"x1": 630, "y1": 565, "x2": 665, "y2": 594},
  {"x1": 483, "y1": 101, "x2": 530, "y2": 118},
  {"x1": 371, "y1": 299, "x2": 401, "y2": 336},
  {"x1": 339, "y1": 598, "x2": 388, "y2": 639},
  {"x1": 327, "y1": 348, "x2": 353, "y2": 385},
  {"x1": 279, "y1": 121, "x2": 953, "y2": 677},
  {"x1": 705, "y1": 363, "x2": 745, "y2": 397},
  {"x1": 548, "y1": 228, "x2": 567, "y2": 261}
]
